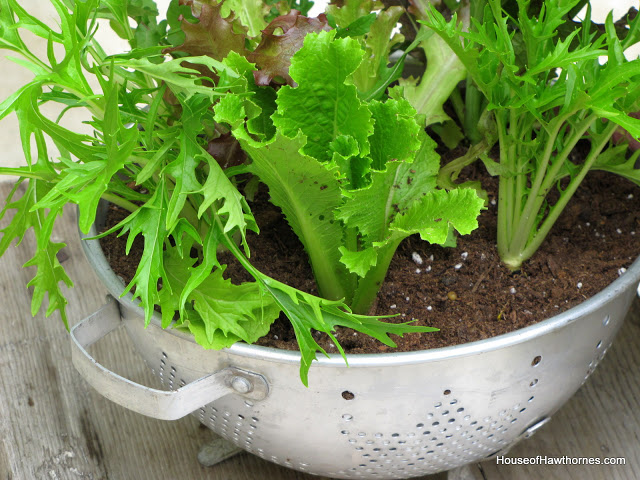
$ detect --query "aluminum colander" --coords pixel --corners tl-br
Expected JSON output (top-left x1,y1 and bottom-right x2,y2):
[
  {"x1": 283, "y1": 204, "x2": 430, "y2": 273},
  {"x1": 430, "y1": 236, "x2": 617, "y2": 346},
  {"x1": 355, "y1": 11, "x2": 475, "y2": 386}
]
[{"x1": 72, "y1": 205, "x2": 640, "y2": 479}]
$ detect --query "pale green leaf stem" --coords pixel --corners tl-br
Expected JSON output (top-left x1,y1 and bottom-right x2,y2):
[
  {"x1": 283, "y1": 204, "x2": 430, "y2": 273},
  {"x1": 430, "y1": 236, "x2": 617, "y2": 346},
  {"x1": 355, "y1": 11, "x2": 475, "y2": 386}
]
[{"x1": 427, "y1": 0, "x2": 640, "y2": 270}]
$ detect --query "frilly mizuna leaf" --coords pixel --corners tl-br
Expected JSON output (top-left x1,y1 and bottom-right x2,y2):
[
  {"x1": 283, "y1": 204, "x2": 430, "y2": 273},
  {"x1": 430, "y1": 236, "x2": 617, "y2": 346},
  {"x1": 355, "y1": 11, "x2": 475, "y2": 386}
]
[
  {"x1": 14, "y1": 180, "x2": 73, "y2": 328},
  {"x1": 108, "y1": 182, "x2": 169, "y2": 324},
  {"x1": 259, "y1": 277, "x2": 436, "y2": 387},
  {"x1": 24, "y1": 239, "x2": 73, "y2": 327},
  {"x1": 162, "y1": 245, "x2": 279, "y2": 347},
  {"x1": 110, "y1": 55, "x2": 240, "y2": 101},
  {"x1": 0, "y1": 180, "x2": 36, "y2": 256}
]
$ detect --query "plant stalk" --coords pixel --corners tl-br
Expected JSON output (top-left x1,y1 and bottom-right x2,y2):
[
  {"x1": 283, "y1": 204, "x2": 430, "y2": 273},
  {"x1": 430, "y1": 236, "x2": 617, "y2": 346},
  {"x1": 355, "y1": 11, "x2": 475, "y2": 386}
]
[
  {"x1": 505, "y1": 112, "x2": 598, "y2": 264},
  {"x1": 514, "y1": 121, "x2": 619, "y2": 266},
  {"x1": 495, "y1": 112, "x2": 511, "y2": 260},
  {"x1": 350, "y1": 239, "x2": 402, "y2": 315},
  {"x1": 100, "y1": 193, "x2": 138, "y2": 213}
]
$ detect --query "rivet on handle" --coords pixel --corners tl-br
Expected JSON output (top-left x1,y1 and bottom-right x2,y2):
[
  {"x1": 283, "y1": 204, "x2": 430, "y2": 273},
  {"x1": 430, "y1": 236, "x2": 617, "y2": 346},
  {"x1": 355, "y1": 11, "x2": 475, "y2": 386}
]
[{"x1": 231, "y1": 376, "x2": 253, "y2": 394}]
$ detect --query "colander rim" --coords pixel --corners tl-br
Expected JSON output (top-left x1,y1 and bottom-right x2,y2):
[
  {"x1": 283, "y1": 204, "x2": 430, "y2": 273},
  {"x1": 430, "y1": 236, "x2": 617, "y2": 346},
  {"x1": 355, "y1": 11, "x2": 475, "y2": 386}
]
[{"x1": 80, "y1": 203, "x2": 640, "y2": 368}]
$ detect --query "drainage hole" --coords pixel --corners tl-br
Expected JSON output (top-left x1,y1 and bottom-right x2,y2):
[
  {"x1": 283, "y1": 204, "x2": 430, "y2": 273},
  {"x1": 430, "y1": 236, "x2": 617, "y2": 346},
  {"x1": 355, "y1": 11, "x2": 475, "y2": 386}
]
[
  {"x1": 531, "y1": 355, "x2": 542, "y2": 367},
  {"x1": 342, "y1": 390, "x2": 355, "y2": 400}
]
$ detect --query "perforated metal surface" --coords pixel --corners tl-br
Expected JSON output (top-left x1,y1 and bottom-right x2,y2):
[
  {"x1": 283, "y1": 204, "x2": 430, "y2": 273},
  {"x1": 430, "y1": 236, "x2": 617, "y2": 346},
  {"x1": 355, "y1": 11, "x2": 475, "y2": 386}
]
[
  {"x1": 116, "y1": 296, "x2": 635, "y2": 479},
  {"x1": 81, "y1": 206, "x2": 640, "y2": 479}
]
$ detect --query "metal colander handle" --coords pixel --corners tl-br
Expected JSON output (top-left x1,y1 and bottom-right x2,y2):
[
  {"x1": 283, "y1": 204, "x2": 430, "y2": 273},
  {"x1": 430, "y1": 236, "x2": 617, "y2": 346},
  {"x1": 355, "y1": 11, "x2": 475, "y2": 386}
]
[{"x1": 70, "y1": 296, "x2": 269, "y2": 421}]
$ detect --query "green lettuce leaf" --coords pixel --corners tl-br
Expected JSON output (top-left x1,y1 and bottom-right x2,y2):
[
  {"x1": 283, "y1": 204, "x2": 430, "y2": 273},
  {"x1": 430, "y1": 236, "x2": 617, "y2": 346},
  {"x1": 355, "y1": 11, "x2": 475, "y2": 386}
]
[
  {"x1": 326, "y1": 1, "x2": 405, "y2": 98},
  {"x1": 272, "y1": 30, "x2": 374, "y2": 162},
  {"x1": 243, "y1": 132, "x2": 351, "y2": 301}
]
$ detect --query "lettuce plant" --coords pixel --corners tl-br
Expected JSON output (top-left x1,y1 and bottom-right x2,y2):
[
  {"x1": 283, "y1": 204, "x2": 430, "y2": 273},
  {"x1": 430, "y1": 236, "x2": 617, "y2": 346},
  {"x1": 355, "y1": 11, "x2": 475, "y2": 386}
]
[
  {"x1": 0, "y1": 0, "x2": 483, "y2": 384},
  {"x1": 426, "y1": 0, "x2": 640, "y2": 270}
]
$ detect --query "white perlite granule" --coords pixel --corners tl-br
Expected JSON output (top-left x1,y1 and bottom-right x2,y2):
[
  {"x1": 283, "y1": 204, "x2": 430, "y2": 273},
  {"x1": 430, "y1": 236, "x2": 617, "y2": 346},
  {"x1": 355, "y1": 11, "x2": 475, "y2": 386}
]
[{"x1": 411, "y1": 252, "x2": 423, "y2": 265}]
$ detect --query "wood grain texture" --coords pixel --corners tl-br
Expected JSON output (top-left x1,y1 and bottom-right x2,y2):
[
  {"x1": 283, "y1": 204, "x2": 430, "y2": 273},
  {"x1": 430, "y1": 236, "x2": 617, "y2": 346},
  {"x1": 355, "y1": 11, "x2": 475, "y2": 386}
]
[{"x1": 0, "y1": 179, "x2": 638, "y2": 480}]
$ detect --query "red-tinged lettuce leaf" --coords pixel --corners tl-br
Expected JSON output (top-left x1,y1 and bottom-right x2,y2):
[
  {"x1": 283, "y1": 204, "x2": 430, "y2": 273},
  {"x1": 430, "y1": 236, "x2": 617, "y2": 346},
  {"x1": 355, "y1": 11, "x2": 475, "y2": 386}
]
[
  {"x1": 207, "y1": 133, "x2": 247, "y2": 168},
  {"x1": 247, "y1": 10, "x2": 331, "y2": 86},
  {"x1": 164, "y1": 0, "x2": 248, "y2": 60}
]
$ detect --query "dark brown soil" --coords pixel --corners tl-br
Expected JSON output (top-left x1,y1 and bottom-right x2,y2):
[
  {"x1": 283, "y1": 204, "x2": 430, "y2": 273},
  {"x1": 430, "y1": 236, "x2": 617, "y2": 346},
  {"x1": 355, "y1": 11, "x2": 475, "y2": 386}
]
[{"x1": 99, "y1": 170, "x2": 640, "y2": 355}]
